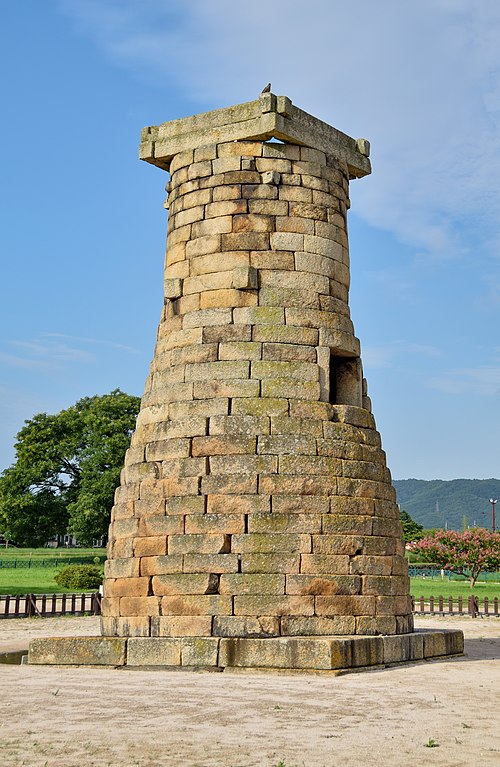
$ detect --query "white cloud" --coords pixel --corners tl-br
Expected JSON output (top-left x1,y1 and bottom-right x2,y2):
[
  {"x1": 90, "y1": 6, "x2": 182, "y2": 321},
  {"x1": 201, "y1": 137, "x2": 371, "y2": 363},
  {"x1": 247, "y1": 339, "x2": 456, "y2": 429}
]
[
  {"x1": 358, "y1": 269, "x2": 416, "y2": 304},
  {"x1": 478, "y1": 273, "x2": 500, "y2": 308},
  {"x1": 43, "y1": 333, "x2": 139, "y2": 354},
  {"x1": 0, "y1": 333, "x2": 139, "y2": 371},
  {"x1": 9, "y1": 340, "x2": 95, "y2": 363},
  {"x1": 361, "y1": 346, "x2": 395, "y2": 370},
  {"x1": 406, "y1": 344, "x2": 442, "y2": 358},
  {"x1": 362, "y1": 341, "x2": 441, "y2": 371},
  {"x1": 0, "y1": 353, "x2": 51, "y2": 370},
  {"x1": 59, "y1": 0, "x2": 500, "y2": 264},
  {"x1": 427, "y1": 365, "x2": 500, "y2": 395}
]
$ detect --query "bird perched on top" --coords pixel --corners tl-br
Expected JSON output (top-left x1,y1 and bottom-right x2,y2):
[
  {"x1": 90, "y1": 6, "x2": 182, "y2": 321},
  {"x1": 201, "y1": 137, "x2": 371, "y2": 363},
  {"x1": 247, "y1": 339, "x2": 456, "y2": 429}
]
[{"x1": 261, "y1": 83, "x2": 271, "y2": 93}]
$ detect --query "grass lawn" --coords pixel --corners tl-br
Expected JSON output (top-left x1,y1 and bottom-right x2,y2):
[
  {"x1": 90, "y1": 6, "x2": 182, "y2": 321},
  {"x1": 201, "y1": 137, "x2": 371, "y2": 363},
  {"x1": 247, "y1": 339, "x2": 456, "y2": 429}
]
[
  {"x1": 410, "y1": 577, "x2": 500, "y2": 600},
  {"x1": 0, "y1": 548, "x2": 106, "y2": 595},
  {"x1": 0, "y1": 567, "x2": 103, "y2": 595}
]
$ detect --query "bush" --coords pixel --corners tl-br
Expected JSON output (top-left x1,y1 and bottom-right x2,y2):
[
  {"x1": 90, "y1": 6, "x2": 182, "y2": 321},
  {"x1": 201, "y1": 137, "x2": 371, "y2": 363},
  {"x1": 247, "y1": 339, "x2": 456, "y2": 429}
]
[{"x1": 54, "y1": 564, "x2": 103, "y2": 590}]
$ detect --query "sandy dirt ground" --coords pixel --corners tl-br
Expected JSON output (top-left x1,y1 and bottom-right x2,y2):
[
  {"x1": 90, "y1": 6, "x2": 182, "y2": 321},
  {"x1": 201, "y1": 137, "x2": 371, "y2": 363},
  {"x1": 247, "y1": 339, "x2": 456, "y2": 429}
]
[{"x1": 0, "y1": 615, "x2": 498, "y2": 767}]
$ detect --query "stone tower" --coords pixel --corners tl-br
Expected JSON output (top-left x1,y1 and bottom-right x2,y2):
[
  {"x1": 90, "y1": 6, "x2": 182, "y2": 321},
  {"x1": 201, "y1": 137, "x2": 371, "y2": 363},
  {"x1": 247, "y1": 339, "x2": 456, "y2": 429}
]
[{"x1": 101, "y1": 93, "x2": 414, "y2": 665}]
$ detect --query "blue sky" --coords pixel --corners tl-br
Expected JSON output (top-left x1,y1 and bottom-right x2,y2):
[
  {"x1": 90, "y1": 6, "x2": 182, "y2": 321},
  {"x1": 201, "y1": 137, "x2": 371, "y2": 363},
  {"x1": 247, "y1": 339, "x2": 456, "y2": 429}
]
[{"x1": 1, "y1": 0, "x2": 499, "y2": 481}]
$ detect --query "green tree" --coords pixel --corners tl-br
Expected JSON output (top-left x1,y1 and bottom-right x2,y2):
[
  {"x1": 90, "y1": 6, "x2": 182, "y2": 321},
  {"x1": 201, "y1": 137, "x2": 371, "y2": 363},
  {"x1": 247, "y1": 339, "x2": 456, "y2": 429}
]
[
  {"x1": 0, "y1": 390, "x2": 140, "y2": 546},
  {"x1": 410, "y1": 528, "x2": 500, "y2": 587},
  {"x1": 399, "y1": 508, "x2": 424, "y2": 543}
]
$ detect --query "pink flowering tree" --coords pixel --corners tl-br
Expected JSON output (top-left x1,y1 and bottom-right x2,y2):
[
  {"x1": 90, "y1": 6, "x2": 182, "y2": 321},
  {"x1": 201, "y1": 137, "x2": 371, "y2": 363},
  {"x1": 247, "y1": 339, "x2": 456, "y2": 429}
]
[{"x1": 410, "y1": 528, "x2": 500, "y2": 588}]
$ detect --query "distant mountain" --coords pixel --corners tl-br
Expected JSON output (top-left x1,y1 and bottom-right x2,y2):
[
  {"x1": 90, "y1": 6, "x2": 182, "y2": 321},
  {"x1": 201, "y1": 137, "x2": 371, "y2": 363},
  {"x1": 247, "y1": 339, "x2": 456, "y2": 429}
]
[{"x1": 393, "y1": 478, "x2": 500, "y2": 531}]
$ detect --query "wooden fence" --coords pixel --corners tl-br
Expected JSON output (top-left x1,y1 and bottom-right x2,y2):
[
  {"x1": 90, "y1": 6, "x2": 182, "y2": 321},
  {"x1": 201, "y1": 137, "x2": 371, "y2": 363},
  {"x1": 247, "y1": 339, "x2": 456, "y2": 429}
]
[
  {"x1": 0, "y1": 557, "x2": 106, "y2": 569},
  {"x1": 0, "y1": 592, "x2": 102, "y2": 618},
  {"x1": 412, "y1": 595, "x2": 500, "y2": 617}
]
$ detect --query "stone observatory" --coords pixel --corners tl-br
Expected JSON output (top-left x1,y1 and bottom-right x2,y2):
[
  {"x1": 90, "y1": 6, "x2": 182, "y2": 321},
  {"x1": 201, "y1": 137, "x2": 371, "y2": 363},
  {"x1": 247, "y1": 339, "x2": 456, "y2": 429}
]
[{"x1": 29, "y1": 93, "x2": 463, "y2": 670}]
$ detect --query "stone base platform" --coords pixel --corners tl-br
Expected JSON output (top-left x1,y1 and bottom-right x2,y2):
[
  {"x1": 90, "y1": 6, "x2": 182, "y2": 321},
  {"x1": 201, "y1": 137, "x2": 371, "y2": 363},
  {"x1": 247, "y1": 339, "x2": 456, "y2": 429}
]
[{"x1": 28, "y1": 630, "x2": 463, "y2": 672}]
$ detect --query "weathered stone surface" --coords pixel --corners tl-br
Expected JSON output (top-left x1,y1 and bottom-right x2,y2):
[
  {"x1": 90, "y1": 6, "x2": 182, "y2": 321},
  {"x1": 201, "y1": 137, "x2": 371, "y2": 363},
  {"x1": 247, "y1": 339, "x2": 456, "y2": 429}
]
[
  {"x1": 209, "y1": 414, "x2": 270, "y2": 435},
  {"x1": 200, "y1": 287, "x2": 258, "y2": 309},
  {"x1": 30, "y1": 630, "x2": 464, "y2": 669},
  {"x1": 251, "y1": 359, "x2": 319, "y2": 381},
  {"x1": 253, "y1": 323, "x2": 319, "y2": 346},
  {"x1": 105, "y1": 577, "x2": 150, "y2": 597},
  {"x1": 151, "y1": 615, "x2": 212, "y2": 636},
  {"x1": 207, "y1": 494, "x2": 270, "y2": 514},
  {"x1": 29, "y1": 637, "x2": 127, "y2": 666},
  {"x1": 281, "y1": 615, "x2": 356, "y2": 636},
  {"x1": 300, "y1": 553, "x2": 350, "y2": 574},
  {"x1": 140, "y1": 555, "x2": 183, "y2": 576},
  {"x1": 115, "y1": 617, "x2": 151, "y2": 636},
  {"x1": 231, "y1": 397, "x2": 288, "y2": 416},
  {"x1": 165, "y1": 496, "x2": 205, "y2": 514},
  {"x1": 219, "y1": 341, "x2": 262, "y2": 360},
  {"x1": 262, "y1": 342, "x2": 316, "y2": 362},
  {"x1": 218, "y1": 636, "x2": 335, "y2": 670},
  {"x1": 315, "y1": 595, "x2": 376, "y2": 616},
  {"x1": 422, "y1": 629, "x2": 464, "y2": 658},
  {"x1": 100, "y1": 94, "x2": 417, "y2": 658},
  {"x1": 259, "y1": 474, "x2": 334, "y2": 496},
  {"x1": 362, "y1": 575, "x2": 410, "y2": 597},
  {"x1": 275, "y1": 215, "x2": 314, "y2": 234},
  {"x1": 219, "y1": 574, "x2": 285, "y2": 595},
  {"x1": 168, "y1": 533, "x2": 231, "y2": 555},
  {"x1": 209, "y1": 454, "x2": 277, "y2": 475},
  {"x1": 104, "y1": 557, "x2": 140, "y2": 579},
  {"x1": 272, "y1": 495, "x2": 329, "y2": 514},
  {"x1": 322, "y1": 515, "x2": 373, "y2": 535},
  {"x1": 213, "y1": 615, "x2": 279, "y2": 637},
  {"x1": 311, "y1": 534, "x2": 364, "y2": 556},
  {"x1": 232, "y1": 533, "x2": 311, "y2": 554},
  {"x1": 138, "y1": 515, "x2": 184, "y2": 537},
  {"x1": 152, "y1": 573, "x2": 219, "y2": 595},
  {"x1": 161, "y1": 595, "x2": 232, "y2": 615},
  {"x1": 280, "y1": 455, "x2": 341, "y2": 475},
  {"x1": 202, "y1": 323, "x2": 252, "y2": 342},
  {"x1": 335, "y1": 636, "x2": 385, "y2": 668},
  {"x1": 127, "y1": 637, "x2": 181, "y2": 666},
  {"x1": 201, "y1": 474, "x2": 257, "y2": 495},
  {"x1": 248, "y1": 512, "x2": 322, "y2": 534},
  {"x1": 355, "y1": 616, "x2": 397, "y2": 635},
  {"x1": 182, "y1": 308, "x2": 233, "y2": 328},
  {"x1": 286, "y1": 574, "x2": 361, "y2": 596},
  {"x1": 133, "y1": 536, "x2": 167, "y2": 557},
  {"x1": 234, "y1": 595, "x2": 314, "y2": 616},
  {"x1": 261, "y1": 378, "x2": 321, "y2": 400},
  {"x1": 185, "y1": 360, "x2": 250, "y2": 381},
  {"x1": 119, "y1": 596, "x2": 160, "y2": 616},
  {"x1": 191, "y1": 435, "x2": 256, "y2": 456},
  {"x1": 183, "y1": 553, "x2": 239, "y2": 573},
  {"x1": 181, "y1": 637, "x2": 220, "y2": 666},
  {"x1": 241, "y1": 553, "x2": 301, "y2": 573},
  {"x1": 184, "y1": 513, "x2": 245, "y2": 534}
]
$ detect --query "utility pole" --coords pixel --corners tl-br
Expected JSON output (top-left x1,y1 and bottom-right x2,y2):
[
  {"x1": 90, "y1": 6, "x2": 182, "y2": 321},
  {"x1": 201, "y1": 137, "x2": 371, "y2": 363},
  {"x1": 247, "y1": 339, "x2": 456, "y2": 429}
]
[{"x1": 489, "y1": 499, "x2": 497, "y2": 533}]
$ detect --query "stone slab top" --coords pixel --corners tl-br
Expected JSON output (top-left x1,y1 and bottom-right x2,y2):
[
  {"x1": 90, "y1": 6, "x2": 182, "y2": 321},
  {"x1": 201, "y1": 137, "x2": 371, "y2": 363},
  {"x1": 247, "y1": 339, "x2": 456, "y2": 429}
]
[
  {"x1": 140, "y1": 93, "x2": 371, "y2": 179},
  {"x1": 28, "y1": 629, "x2": 463, "y2": 671}
]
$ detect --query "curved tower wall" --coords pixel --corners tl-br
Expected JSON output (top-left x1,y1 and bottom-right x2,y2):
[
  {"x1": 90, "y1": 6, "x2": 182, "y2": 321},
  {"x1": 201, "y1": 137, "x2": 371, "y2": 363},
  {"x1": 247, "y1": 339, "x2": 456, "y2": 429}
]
[{"x1": 102, "y1": 95, "x2": 413, "y2": 641}]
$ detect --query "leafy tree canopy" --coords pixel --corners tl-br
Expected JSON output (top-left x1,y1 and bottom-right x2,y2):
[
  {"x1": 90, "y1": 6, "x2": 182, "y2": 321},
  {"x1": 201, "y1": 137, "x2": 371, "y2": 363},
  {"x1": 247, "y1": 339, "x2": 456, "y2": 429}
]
[
  {"x1": 0, "y1": 390, "x2": 140, "y2": 546},
  {"x1": 409, "y1": 528, "x2": 500, "y2": 587},
  {"x1": 399, "y1": 508, "x2": 424, "y2": 543}
]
